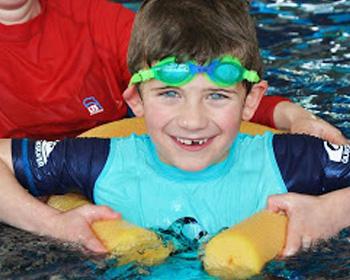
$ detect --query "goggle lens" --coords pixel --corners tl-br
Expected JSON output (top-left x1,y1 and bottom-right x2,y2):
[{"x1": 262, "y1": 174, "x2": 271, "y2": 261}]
[
  {"x1": 155, "y1": 63, "x2": 190, "y2": 85},
  {"x1": 211, "y1": 62, "x2": 242, "y2": 86}
]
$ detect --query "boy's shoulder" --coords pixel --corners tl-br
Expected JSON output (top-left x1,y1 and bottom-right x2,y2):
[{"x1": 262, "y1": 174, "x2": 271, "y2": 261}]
[
  {"x1": 235, "y1": 131, "x2": 274, "y2": 145},
  {"x1": 232, "y1": 132, "x2": 276, "y2": 163},
  {"x1": 109, "y1": 133, "x2": 153, "y2": 156},
  {"x1": 235, "y1": 132, "x2": 327, "y2": 160},
  {"x1": 237, "y1": 132, "x2": 326, "y2": 147},
  {"x1": 110, "y1": 133, "x2": 151, "y2": 143}
]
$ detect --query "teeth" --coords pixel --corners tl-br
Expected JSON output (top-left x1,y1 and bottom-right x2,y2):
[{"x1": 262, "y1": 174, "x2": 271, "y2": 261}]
[{"x1": 176, "y1": 137, "x2": 208, "y2": 145}]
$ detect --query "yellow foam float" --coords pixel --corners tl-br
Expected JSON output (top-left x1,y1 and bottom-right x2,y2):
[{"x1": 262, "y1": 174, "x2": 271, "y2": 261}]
[
  {"x1": 203, "y1": 210, "x2": 287, "y2": 279},
  {"x1": 48, "y1": 193, "x2": 172, "y2": 266},
  {"x1": 49, "y1": 117, "x2": 287, "y2": 277},
  {"x1": 79, "y1": 117, "x2": 282, "y2": 138}
]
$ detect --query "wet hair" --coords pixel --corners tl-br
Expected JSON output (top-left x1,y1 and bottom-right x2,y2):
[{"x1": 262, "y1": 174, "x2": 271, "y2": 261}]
[{"x1": 128, "y1": 0, "x2": 263, "y2": 89}]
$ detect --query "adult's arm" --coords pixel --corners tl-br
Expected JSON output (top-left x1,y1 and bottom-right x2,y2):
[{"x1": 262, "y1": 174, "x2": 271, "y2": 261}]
[
  {"x1": 272, "y1": 100, "x2": 347, "y2": 144},
  {"x1": 252, "y1": 96, "x2": 347, "y2": 144}
]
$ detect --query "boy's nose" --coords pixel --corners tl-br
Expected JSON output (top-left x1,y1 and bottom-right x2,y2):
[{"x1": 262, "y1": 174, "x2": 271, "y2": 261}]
[{"x1": 177, "y1": 104, "x2": 209, "y2": 130}]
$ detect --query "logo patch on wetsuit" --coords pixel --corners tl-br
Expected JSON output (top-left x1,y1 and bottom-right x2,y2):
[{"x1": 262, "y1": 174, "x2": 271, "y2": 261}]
[
  {"x1": 83, "y1": 96, "x2": 104, "y2": 116},
  {"x1": 35, "y1": 140, "x2": 59, "y2": 167},
  {"x1": 324, "y1": 141, "x2": 350, "y2": 164}
]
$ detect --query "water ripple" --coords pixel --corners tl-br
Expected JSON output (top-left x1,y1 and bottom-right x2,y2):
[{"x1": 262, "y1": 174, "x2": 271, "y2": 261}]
[{"x1": 253, "y1": 0, "x2": 350, "y2": 137}]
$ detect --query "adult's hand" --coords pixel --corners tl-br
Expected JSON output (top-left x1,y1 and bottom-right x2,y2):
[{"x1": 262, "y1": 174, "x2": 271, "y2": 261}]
[
  {"x1": 267, "y1": 190, "x2": 350, "y2": 257},
  {"x1": 45, "y1": 204, "x2": 121, "y2": 253}
]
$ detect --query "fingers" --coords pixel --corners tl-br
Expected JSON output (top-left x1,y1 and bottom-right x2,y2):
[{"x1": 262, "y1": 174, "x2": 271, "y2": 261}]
[
  {"x1": 281, "y1": 221, "x2": 301, "y2": 257},
  {"x1": 78, "y1": 231, "x2": 108, "y2": 253},
  {"x1": 267, "y1": 193, "x2": 312, "y2": 257},
  {"x1": 290, "y1": 116, "x2": 348, "y2": 145},
  {"x1": 282, "y1": 234, "x2": 313, "y2": 257},
  {"x1": 267, "y1": 193, "x2": 292, "y2": 213},
  {"x1": 324, "y1": 130, "x2": 348, "y2": 145},
  {"x1": 311, "y1": 120, "x2": 347, "y2": 145},
  {"x1": 267, "y1": 193, "x2": 330, "y2": 258},
  {"x1": 78, "y1": 204, "x2": 121, "y2": 223},
  {"x1": 301, "y1": 236, "x2": 312, "y2": 250},
  {"x1": 76, "y1": 205, "x2": 121, "y2": 253},
  {"x1": 52, "y1": 204, "x2": 121, "y2": 253},
  {"x1": 267, "y1": 194, "x2": 300, "y2": 256}
]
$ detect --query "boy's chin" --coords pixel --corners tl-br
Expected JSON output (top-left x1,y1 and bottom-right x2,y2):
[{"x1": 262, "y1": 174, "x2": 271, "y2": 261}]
[{"x1": 174, "y1": 161, "x2": 210, "y2": 172}]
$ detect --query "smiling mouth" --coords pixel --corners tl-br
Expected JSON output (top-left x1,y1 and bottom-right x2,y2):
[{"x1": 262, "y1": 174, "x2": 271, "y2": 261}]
[
  {"x1": 174, "y1": 137, "x2": 212, "y2": 151},
  {"x1": 175, "y1": 137, "x2": 209, "y2": 146}
]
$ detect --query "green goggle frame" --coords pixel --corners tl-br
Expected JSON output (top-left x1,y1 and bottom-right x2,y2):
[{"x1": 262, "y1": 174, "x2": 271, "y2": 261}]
[{"x1": 130, "y1": 55, "x2": 260, "y2": 87}]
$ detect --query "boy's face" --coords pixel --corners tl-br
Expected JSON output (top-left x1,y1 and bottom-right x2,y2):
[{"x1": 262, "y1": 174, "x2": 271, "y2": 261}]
[{"x1": 125, "y1": 75, "x2": 266, "y2": 171}]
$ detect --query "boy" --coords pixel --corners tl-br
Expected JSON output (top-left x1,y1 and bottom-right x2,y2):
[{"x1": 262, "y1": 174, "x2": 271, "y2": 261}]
[{"x1": 0, "y1": 0, "x2": 349, "y2": 257}]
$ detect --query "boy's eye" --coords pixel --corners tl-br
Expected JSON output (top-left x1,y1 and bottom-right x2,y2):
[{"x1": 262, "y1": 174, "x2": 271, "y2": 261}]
[
  {"x1": 208, "y1": 92, "x2": 229, "y2": 100},
  {"x1": 160, "y1": 90, "x2": 179, "y2": 98}
]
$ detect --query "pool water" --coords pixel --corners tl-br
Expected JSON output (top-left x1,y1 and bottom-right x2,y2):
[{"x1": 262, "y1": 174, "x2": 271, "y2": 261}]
[
  {"x1": 1, "y1": 1, "x2": 350, "y2": 279},
  {"x1": 252, "y1": 0, "x2": 350, "y2": 138}
]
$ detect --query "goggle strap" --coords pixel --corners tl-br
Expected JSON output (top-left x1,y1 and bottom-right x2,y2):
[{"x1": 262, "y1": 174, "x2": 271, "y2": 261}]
[
  {"x1": 220, "y1": 56, "x2": 241, "y2": 65},
  {"x1": 130, "y1": 69, "x2": 155, "y2": 84},
  {"x1": 243, "y1": 70, "x2": 260, "y2": 83}
]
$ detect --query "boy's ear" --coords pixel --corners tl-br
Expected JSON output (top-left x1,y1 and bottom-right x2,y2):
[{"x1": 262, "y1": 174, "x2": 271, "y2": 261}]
[
  {"x1": 122, "y1": 86, "x2": 145, "y2": 117},
  {"x1": 242, "y1": 80, "x2": 268, "y2": 121}
]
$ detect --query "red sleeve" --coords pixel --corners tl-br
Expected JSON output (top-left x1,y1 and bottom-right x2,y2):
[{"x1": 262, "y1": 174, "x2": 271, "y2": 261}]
[{"x1": 250, "y1": 96, "x2": 290, "y2": 128}]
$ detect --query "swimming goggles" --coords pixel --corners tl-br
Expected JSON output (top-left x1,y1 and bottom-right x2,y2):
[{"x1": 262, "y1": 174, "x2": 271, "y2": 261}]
[{"x1": 130, "y1": 55, "x2": 260, "y2": 87}]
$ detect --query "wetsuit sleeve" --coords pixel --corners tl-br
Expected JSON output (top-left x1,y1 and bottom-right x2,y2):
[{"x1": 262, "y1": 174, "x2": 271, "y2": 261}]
[
  {"x1": 273, "y1": 134, "x2": 350, "y2": 194},
  {"x1": 11, "y1": 138, "x2": 110, "y2": 201},
  {"x1": 251, "y1": 96, "x2": 290, "y2": 128}
]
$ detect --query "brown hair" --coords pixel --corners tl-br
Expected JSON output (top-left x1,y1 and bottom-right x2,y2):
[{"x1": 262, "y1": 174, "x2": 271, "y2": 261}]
[{"x1": 128, "y1": 0, "x2": 263, "y2": 81}]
